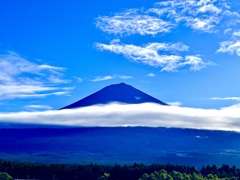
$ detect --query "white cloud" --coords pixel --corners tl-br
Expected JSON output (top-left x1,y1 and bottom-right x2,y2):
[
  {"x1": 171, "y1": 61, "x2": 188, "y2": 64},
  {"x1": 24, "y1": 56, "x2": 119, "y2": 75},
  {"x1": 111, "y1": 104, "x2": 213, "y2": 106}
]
[
  {"x1": 232, "y1": 30, "x2": 240, "y2": 37},
  {"x1": 96, "y1": 0, "x2": 231, "y2": 35},
  {"x1": 217, "y1": 40, "x2": 240, "y2": 56},
  {"x1": 91, "y1": 75, "x2": 115, "y2": 82},
  {"x1": 224, "y1": 28, "x2": 232, "y2": 35},
  {"x1": 118, "y1": 75, "x2": 133, "y2": 79},
  {"x1": 217, "y1": 27, "x2": 240, "y2": 56},
  {"x1": 95, "y1": 0, "x2": 238, "y2": 72},
  {"x1": 110, "y1": 39, "x2": 121, "y2": 44},
  {"x1": 211, "y1": 97, "x2": 240, "y2": 110},
  {"x1": 171, "y1": 0, "x2": 223, "y2": 33},
  {"x1": 73, "y1": 76, "x2": 83, "y2": 83},
  {"x1": 96, "y1": 9, "x2": 175, "y2": 36},
  {"x1": 221, "y1": 103, "x2": 240, "y2": 110},
  {"x1": 211, "y1": 97, "x2": 240, "y2": 101},
  {"x1": 184, "y1": 55, "x2": 209, "y2": 71},
  {"x1": 48, "y1": 76, "x2": 70, "y2": 84},
  {"x1": 197, "y1": 4, "x2": 221, "y2": 14},
  {"x1": 96, "y1": 42, "x2": 209, "y2": 72},
  {"x1": 14, "y1": 91, "x2": 71, "y2": 98},
  {"x1": 147, "y1": 73, "x2": 156, "y2": 77},
  {"x1": 222, "y1": 10, "x2": 240, "y2": 27},
  {"x1": 91, "y1": 75, "x2": 133, "y2": 82},
  {"x1": 223, "y1": 10, "x2": 240, "y2": 18},
  {"x1": 24, "y1": 105, "x2": 52, "y2": 110},
  {"x1": 167, "y1": 101, "x2": 182, "y2": 106},
  {"x1": 146, "y1": 42, "x2": 189, "y2": 52},
  {"x1": 0, "y1": 85, "x2": 74, "y2": 99},
  {"x1": 2, "y1": 103, "x2": 240, "y2": 132},
  {"x1": 0, "y1": 52, "x2": 73, "y2": 100},
  {"x1": 184, "y1": 16, "x2": 219, "y2": 33}
]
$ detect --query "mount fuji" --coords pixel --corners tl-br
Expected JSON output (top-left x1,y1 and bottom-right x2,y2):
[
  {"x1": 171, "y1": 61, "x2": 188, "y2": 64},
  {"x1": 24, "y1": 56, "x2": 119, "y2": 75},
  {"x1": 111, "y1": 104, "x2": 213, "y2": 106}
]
[{"x1": 60, "y1": 83, "x2": 168, "y2": 109}]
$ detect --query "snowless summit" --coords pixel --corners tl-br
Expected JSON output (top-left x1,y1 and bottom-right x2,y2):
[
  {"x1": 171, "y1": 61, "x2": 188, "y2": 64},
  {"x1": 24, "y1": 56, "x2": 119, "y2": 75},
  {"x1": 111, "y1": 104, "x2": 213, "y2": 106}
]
[{"x1": 60, "y1": 83, "x2": 168, "y2": 109}]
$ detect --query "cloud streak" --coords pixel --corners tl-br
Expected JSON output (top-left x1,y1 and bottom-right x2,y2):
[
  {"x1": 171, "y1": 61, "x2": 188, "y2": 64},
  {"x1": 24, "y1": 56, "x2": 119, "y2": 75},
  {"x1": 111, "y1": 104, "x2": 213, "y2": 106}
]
[
  {"x1": 91, "y1": 75, "x2": 133, "y2": 82},
  {"x1": 24, "y1": 105, "x2": 53, "y2": 110},
  {"x1": 0, "y1": 52, "x2": 73, "y2": 100},
  {"x1": 211, "y1": 97, "x2": 240, "y2": 101},
  {"x1": 1, "y1": 103, "x2": 240, "y2": 132}
]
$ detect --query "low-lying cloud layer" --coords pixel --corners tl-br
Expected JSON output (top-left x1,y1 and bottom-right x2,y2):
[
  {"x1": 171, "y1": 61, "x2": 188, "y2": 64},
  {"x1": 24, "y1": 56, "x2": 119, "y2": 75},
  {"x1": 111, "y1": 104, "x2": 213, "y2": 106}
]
[{"x1": 1, "y1": 103, "x2": 240, "y2": 132}]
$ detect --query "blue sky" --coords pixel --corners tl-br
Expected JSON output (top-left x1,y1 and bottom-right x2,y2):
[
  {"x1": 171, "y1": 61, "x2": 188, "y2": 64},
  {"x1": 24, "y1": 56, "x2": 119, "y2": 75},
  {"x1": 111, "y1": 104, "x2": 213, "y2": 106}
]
[{"x1": 1, "y1": 0, "x2": 240, "y2": 112}]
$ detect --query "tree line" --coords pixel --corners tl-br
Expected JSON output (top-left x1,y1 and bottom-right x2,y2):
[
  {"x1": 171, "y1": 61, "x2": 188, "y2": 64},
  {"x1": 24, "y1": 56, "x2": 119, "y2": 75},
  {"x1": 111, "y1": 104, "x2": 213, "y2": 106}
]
[{"x1": 0, "y1": 161, "x2": 240, "y2": 179}]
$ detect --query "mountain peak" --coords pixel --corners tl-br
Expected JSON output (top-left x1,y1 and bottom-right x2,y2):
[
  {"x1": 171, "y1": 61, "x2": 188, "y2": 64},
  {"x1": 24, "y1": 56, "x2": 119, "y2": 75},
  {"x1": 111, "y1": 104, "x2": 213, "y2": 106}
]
[{"x1": 60, "y1": 83, "x2": 168, "y2": 109}]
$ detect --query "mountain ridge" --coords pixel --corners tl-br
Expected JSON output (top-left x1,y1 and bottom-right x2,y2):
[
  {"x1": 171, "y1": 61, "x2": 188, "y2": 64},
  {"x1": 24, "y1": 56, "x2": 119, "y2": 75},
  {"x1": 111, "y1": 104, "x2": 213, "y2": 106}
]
[{"x1": 60, "y1": 82, "x2": 168, "y2": 109}]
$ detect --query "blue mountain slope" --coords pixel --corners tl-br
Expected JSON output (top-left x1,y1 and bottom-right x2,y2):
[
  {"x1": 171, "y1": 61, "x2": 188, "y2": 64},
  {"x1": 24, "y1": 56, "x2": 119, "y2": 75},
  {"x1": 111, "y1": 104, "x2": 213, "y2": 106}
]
[
  {"x1": 1, "y1": 127, "x2": 240, "y2": 167},
  {"x1": 60, "y1": 83, "x2": 168, "y2": 109}
]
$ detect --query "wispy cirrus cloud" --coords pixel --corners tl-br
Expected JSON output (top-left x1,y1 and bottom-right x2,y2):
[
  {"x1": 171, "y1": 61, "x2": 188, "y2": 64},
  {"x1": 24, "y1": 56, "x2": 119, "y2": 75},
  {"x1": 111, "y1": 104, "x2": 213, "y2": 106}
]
[
  {"x1": 222, "y1": 10, "x2": 240, "y2": 27},
  {"x1": 184, "y1": 16, "x2": 220, "y2": 33},
  {"x1": 0, "y1": 52, "x2": 73, "y2": 100},
  {"x1": 73, "y1": 76, "x2": 83, "y2": 83},
  {"x1": 24, "y1": 105, "x2": 53, "y2": 110},
  {"x1": 211, "y1": 97, "x2": 240, "y2": 101},
  {"x1": 217, "y1": 40, "x2": 240, "y2": 56},
  {"x1": 96, "y1": 0, "x2": 234, "y2": 35},
  {"x1": 95, "y1": 0, "x2": 238, "y2": 73},
  {"x1": 91, "y1": 75, "x2": 133, "y2": 82},
  {"x1": 216, "y1": 11, "x2": 240, "y2": 57},
  {"x1": 232, "y1": 30, "x2": 240, "y2": 37},
  {"x1": 184, "y1": 55, "x2": 210, "y2": 71},
  {"x1": 2, "y1": 103, "x2": 240, "y2": 132},
  {"x1": 150, "y1": 0, "x2": 224, "y2": 33},
  {"x1": 96, "y1": 42, "x2": 209, "y2": 72},
  {"x1": 91, "y1": 75, "x2": 115, "y2": 82},
  {"x1": 96, "y1": 9, "x2": 175, "y2": 36}
]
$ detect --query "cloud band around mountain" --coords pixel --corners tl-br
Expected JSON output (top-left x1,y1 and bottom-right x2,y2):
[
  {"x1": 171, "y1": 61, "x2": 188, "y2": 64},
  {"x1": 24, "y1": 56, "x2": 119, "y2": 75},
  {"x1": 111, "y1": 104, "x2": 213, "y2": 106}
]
[{"x1": 1, "y1": 103, "x2": 240, "y2": 132}]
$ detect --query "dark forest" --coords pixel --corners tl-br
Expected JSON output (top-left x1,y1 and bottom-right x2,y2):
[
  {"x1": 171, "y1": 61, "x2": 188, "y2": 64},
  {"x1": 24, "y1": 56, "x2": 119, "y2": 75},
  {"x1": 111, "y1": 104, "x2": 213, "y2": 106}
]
[{"x1": 1, "y1": 161, "x2": 240, "y2": 179}]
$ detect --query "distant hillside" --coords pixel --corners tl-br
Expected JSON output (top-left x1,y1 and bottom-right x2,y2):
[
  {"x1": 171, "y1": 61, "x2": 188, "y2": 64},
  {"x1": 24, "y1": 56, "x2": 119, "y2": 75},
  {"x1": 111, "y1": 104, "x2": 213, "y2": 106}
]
[{"x1": 60, "y1": 83, "x2": 168, "y2": 109}]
